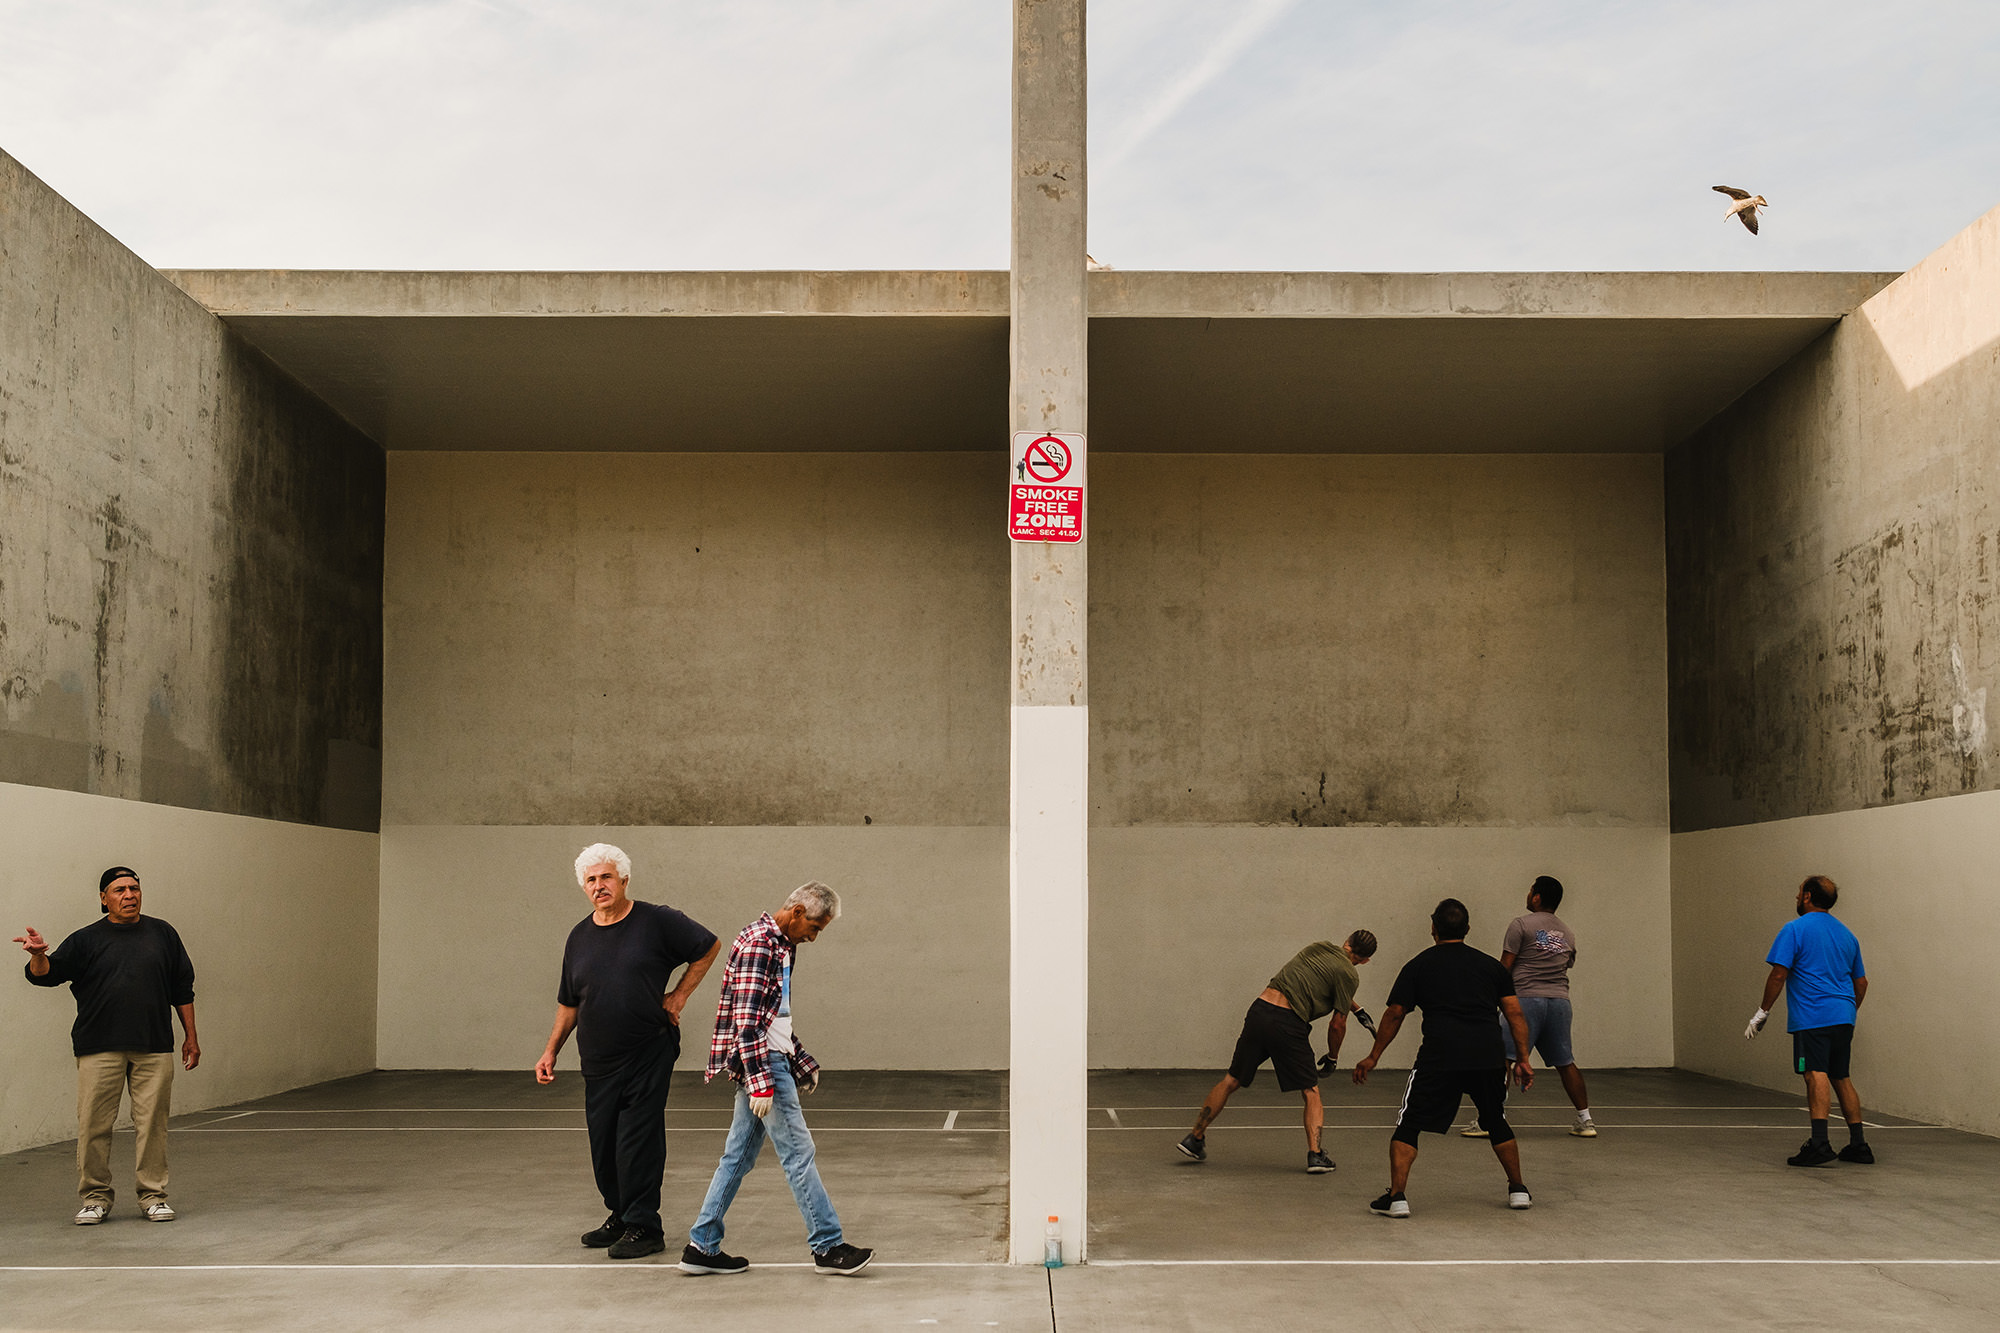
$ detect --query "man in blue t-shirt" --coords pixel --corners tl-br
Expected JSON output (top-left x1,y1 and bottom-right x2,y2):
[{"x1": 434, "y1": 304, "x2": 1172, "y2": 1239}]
[{"x1": 1744, "y1": 875, "x2": 1872, "y2": 1168}]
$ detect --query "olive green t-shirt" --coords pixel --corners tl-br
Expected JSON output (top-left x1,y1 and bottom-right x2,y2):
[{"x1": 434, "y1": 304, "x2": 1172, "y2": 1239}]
[{"x1": 1269, "y1": 941, "x2": 1359, "y2": 1024}]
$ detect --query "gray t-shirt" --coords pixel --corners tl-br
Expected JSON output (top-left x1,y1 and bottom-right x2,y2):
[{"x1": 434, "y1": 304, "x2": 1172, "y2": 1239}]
[{"x1": 1502, "y1": 912, "x2": 1576, "y2": 999}]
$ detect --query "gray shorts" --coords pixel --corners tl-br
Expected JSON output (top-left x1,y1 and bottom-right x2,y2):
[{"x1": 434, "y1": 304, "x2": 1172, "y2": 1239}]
[{"x1": 1502, "y1": 996, "x2": 1576, "y2": 1068}]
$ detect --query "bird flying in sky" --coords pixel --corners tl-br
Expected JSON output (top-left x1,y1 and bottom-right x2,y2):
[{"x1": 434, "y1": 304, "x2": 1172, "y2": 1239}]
[{"x1": 1713, "y1": 186, "x2": 1767, "y2": 235}]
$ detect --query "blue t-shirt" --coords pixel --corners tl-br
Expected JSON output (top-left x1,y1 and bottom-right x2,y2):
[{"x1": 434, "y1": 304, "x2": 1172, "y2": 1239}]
[{"x1": 1766, "y1": 912, "x2": 1865, "y2": 1032}]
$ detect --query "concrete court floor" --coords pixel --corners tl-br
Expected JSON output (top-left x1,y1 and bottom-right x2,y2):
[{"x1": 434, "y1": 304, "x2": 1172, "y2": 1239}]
[{"x1": 1, "y1": 1068, "x2": 1997, "y2": 1331}]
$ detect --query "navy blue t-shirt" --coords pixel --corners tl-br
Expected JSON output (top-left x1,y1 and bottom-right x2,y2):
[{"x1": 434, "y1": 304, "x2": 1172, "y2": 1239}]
[{"x1": 558, "y1": 901, "x2": 717, "y2": 1076}]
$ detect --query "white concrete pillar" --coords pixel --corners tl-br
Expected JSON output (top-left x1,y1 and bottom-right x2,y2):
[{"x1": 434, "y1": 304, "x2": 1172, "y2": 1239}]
[{"x1": 1008, "y1": 0, "x2": 1089, "y2": 1267}]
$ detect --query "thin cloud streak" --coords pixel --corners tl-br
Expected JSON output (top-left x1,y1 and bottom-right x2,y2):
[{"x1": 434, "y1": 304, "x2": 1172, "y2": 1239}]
[{"x1": 1098, "y1": 0, "x2": 1298, "y2": 172}]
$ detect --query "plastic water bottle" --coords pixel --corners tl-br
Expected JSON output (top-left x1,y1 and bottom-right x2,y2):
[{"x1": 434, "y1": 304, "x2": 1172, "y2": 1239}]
[{"x1": 1043, "y1": 1215, "x2": 1063, "y2": 1268}]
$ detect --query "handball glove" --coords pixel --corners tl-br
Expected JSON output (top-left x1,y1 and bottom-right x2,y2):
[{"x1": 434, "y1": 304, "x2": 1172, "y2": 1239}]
[
  {"x1": 1317, "y1": 1053, "x2": 1338, "y2": 1075},
  {"x1": 750, "y1": 1094, "x2": 774, "y2": 1118},
  {"x1": 1353, "y1": 1007, "x2": 1377, "y2": 1036},
  {"x1": 1744, "y1": 1008, "x2": 1769, "y2": 1039}
]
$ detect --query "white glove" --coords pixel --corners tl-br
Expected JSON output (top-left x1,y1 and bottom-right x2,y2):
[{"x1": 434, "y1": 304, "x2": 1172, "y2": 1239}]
[
  {"x1": 1744, "y1": 1009, "x2": 1769, "y2": 1039},
  {"x1": 750, "y1": 1094, "x2": 773, "y2": 1118}
]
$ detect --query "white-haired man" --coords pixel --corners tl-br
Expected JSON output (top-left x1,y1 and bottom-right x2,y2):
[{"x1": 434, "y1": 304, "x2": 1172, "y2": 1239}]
[
  {"x1": 679, "y1": 882, "x2": 873, "y2": 1276},
  {"x1": 535, "y1": 843, "x2": 719, "y2": 1260}
]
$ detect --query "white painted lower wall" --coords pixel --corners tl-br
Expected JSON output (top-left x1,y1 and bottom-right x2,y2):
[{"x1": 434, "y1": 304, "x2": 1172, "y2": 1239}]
[
  {"x1": 0, "y1": 782, "x2": 379, "y2": 1155},
  {"x1": 377, "y1": 825, "x2": 1012, "y2": 1073},
  {"x1": 380, "y1": 822, "x2": 1673, "y2": 1081},
  {"x1": 1091, "y1": 826, "x2": 1675, "y2": 1072},
  {"x1": 1672, "y1": 790, "x2": 2000, "y2": 1138}
]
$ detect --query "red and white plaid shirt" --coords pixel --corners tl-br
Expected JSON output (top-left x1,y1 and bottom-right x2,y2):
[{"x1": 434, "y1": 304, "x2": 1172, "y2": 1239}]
[{"x1": 704, "y1": 913, "x2": 821, "y2": 1097}]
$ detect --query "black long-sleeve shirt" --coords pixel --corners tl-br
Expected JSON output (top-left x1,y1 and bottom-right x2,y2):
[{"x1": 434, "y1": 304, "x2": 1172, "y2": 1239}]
[{"x1": 25, "y1": 916, "x2": 196, "y2": 1056}]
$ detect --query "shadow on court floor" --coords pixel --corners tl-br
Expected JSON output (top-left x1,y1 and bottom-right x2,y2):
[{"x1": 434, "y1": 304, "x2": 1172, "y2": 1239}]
[{"x1": 1, "y1": 1068, "x2": 1995, "y2": 1330}]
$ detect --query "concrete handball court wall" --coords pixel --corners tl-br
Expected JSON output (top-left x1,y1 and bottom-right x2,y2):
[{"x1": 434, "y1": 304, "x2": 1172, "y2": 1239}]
[
  {"x1": 378, "y1": 450, "x2": 1671, "y2": 1072},
  {"x1": 1668, "y1": 203, "x2": 2000, "y2": 1134},
  {"x1": 0, "y1": 151, "x2": 385, "y2": 1154}
]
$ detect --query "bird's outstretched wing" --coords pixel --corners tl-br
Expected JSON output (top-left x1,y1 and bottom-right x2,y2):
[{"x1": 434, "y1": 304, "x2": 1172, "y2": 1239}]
[
  {"x1": 1713, "y1": 185, "x2": 1751, "y2": 199},
  {"x1": 1738, "y1": 209, "x2": 1759, "y2": 235}
]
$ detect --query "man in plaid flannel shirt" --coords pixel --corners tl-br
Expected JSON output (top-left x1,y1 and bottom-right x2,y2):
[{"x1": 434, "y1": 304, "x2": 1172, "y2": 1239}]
[{"x1": 678, "y1": 882, "x2": 873, "y2": 1276}]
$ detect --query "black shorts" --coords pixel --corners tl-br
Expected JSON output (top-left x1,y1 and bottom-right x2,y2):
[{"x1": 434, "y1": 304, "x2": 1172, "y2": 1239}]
[
  {"x1": 1793, "y1": 1025, "x2": 1854, "y2": 1080},
  {"x1": 1392, "y1": 1065, "x2": 1514, "y2": 1146},
  {"x1": 1227, "y1": 999, "x2": 1319, "y2": 1093}
]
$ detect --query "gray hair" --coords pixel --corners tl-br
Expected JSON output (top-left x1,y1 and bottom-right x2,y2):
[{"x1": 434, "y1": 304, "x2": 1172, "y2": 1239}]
[
  {"x1": 784, "y1": 880, "x2": 841, "y2": 922},
  {"x1": 574, "y1": 843, "x2": 632, "y2": 886}
]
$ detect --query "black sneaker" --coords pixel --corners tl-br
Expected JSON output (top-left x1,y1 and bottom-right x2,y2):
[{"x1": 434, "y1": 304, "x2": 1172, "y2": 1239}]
[
  {"x1": 607, "y1": 1228, "x2": 667, "y2": 1260},
  {"x1": 1368, "y1": 1190, "x2": 1410, "y2": 1219},
  {"x1": 581, "y1": 1214, "x2": 624, "y2": 1248},
  {"x1": 1838, "y1": 1141, "x2": 1875, "y2": 1164},
  {"x1": 678, "y1": 1244, "x2": 750, "y2": 1275},
  {"x1": 1787, "y1": 1139, "x2": 1839, "y2": 1168},
  {"x1": 1176, "y1": 1133, "x2": 1206, "y2": 1162},
  {"x1": 813, "y1": 1242, "x2": 874, "y2": 1276},
  {"x1": 1305, "y1": 1151, "x2": 1335, "y2": 1174}
]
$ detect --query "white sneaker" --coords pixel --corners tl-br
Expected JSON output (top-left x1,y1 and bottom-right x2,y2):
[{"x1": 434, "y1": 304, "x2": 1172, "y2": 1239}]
[
  {"x1": 143, "y1": 1200, "x2": 176, "y2": 1222},
  {"x1": 74, "y1": 1203, "x2": 108, "y2": 1225},
  {"x1": 1460, "y1": 1119, "x2": 1490, "y2": 1138},
  {"x1": 1508, "y1": 1183, "x2": 1533, "y2": 1210},
  {"x1": 1569, "y1": 1114, "x2": 1597, "y2": 1138}
]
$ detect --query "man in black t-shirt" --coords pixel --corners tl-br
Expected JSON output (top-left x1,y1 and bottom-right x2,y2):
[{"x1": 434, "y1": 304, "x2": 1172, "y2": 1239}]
[
  {"x1": 1351, "y1": 898, "x2": 1536, "y2": 1219},
  {"x1": 18, "y1": 866, "x2": 199, "y2": 1225},
  {"x1": 535, "y1": 843, "x2": 719, "y2": 1260}
]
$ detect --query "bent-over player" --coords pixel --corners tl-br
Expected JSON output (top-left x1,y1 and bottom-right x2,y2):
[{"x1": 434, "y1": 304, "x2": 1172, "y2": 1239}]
[{"x1": 1177, "y1": 929, "x2": 1378, "y2": 1174}]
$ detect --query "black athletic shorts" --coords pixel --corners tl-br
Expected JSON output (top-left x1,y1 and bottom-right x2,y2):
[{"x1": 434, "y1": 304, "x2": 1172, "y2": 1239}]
[
  {"x1": 1793, "y1": 1024, "x2": 1854, "y2": 1080},
  {"x1": 1392, "y1": 1065, "x2": 1514, "y2": 1146},
  {"x1": 1227, "y1": 999, "x2": 1319, "y2": 1093}
]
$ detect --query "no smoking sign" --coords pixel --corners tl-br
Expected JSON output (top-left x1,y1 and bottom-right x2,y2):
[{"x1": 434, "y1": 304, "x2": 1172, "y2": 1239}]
[{"x1": 1008, "y1": 431, "x2": 1084, "y2": 543}]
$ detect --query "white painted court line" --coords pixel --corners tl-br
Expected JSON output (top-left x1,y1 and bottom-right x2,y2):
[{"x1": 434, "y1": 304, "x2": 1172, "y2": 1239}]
[
  {"x1": 943, "y1": 1111, "x2": 959, "y2": 1131},
  {"x1": 5, "y1": 1259, "x2": 1997, "y2": 1274},
  {"x1": 1105, "y1": 1108, "x2": 1123, "y2": 1128},
  {"x1": 174, "y1": 1126, "x2": 1009, "y2": 1134}
]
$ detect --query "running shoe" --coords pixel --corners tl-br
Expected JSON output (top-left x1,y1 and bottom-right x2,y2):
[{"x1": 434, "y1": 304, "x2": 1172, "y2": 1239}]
[
  {"x1": 1787, "y1": 1139, "x2": 1838, "y2": 1168},
  {"x1": 1569, "y1": 1114, "x2": 1598, "y2": 1138},
  {"x1": 1460, "y1": 1118, "x2": 1489, "y2": 1138},
  {"x1": 814, "y1": 1242, "x2": 875, "y2": 1275},
  {"x1": 1305, "y1": 1150, "x2": 1335, "y2": 1174},
  {"x1": 1507, "y1": 1182, "x2": 1533, "y2": 1210},
  {"x1": 1368, "y1": 1190, "x2": 1410, "y2": 1219},
  {"x1": 678, "y1": 1244, "x2": 750, "y2": 1275},
  {"x1": 1175, "y1": 1133, "x2": 1206, "y2": 1162},
  {"x1": 1837, "y1": 1141, "x2": 1875, "y2": 1164}
]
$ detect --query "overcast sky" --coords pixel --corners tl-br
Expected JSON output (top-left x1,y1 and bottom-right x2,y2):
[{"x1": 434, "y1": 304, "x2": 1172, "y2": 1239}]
[{"x1": 2, "y1": 0, "x2": 1996, "y2": 272}]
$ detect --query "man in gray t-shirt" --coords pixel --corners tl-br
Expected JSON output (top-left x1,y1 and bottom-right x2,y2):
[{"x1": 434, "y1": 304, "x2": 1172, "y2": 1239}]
[{"x1": 1463, "y1": 876, "x2": 1597, "y2": 1139}]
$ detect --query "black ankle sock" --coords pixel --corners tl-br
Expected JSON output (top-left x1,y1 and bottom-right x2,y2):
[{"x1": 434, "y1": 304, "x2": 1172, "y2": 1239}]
[
  {"x1": 1811, "y1": 1118, "x2": 1829, "y2": 1143},
  {"x1": 1847, "y1": 1122, "x2": 1866, "y2": 1144}
]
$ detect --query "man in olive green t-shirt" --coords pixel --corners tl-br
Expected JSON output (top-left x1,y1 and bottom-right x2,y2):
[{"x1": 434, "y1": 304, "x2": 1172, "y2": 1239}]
[{"x1": 1177, "y1": 930, "x2": 1378, "y2": 1174}]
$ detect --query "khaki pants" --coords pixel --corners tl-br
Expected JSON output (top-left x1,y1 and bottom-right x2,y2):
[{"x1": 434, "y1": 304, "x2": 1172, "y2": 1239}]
[{"x1": 76, "y1": 1051, "x2": 175, "y2": 1205}]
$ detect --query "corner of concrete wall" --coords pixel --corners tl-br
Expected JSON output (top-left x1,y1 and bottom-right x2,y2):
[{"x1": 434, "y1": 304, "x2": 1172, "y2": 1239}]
[
  {"x1": 1668, "y1": 201, "x2": 2000, "y2": 1129},
  {"x1": 0, "y1": 149, "x2": 384, "y2": 1150}
]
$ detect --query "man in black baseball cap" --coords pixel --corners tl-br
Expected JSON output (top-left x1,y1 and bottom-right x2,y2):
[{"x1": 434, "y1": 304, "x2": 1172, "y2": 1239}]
[{"x1": 16, "y1": 866, "x2": 199, "y2": 1224}]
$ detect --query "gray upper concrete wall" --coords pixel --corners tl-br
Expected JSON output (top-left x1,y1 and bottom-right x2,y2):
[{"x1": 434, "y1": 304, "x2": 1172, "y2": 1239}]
[
  {"x1": 1666, "y1": 203, "x2": 2000, "y2": 831},
  {"x1": 388, "y1": 451, "x2": 1662, "y2": 829},
  {"x1": 0, "y1": 150, "x2": 385, "y2": 830}
]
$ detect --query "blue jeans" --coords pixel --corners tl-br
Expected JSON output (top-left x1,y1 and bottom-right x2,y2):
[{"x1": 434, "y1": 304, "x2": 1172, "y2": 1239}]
[
  {"x1": 1502, "y1": 996, "x2": 1576, "y2": 1067},
  {"x1": 688, "y1": 1057, "x2": 842, "y2": 1255}
]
